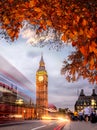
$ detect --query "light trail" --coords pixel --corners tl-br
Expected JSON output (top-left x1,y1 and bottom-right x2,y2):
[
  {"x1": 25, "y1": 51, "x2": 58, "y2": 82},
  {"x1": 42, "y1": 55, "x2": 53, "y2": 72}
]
[{"x1": 0, "y1": 55, "x2": 35, "y2": 101}]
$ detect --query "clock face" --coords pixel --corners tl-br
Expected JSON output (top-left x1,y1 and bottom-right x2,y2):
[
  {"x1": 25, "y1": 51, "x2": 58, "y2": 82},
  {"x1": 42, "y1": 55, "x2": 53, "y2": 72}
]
[{"x1": 38, "y1": 76, "x2": 43, "y2": 81}]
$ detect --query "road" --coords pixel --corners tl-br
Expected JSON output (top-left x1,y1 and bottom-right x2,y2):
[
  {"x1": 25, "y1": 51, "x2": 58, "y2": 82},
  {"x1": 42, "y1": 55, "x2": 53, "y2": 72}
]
[
  {"x1": 0, "y1": 120, "x2": 67, "y2": 130},
  {"x1": 0, "y1": 120, "x2": 97, "y2": 130},
  {"x1": 63, "y1": 121, "x2": 97, "y2": 130}
]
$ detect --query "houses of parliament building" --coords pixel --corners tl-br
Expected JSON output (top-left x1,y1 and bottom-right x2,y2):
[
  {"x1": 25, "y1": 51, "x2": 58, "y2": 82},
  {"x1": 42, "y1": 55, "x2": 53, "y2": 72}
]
[{"x1": 75, "y1": 89, "x2": 97, "y2": 112}]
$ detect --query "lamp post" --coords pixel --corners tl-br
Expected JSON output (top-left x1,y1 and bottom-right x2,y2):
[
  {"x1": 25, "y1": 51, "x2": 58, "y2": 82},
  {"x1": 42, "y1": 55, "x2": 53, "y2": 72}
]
[
  {"x1": 91, "y1": 99, "x2": 95, "y2": 110},
  {"x1": 15, "y1": 99, "x2": 24, "y2": 117},
  {"x1": 37, "y1": 112, "x2": 39, "y2": 119},
  {"x1": 23, "y1": 110, "x2": 26, "y2": 120}
]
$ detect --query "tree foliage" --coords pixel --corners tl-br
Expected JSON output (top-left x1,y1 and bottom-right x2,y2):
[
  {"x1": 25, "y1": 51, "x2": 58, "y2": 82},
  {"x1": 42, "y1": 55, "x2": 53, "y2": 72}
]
[
  {"x1": 61, "y1": 50, "x2": 97, "y2": 84},
  {"x1": 0, "y1": 0, "x2": 97, "y2": 83}
]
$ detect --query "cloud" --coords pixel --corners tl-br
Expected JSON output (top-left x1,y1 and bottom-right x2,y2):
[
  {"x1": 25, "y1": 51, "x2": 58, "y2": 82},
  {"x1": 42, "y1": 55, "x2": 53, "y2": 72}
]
[
  {"x1": 20, "y1": 24, "x2": 65, "y2": 51},
  {"x1": 0, "y1": 37, "x2": 96, "y2": 111},
  {"x1": 27, "y1": 51, "x2": 39, "y2": 58},
  {"x1": 21, "y1": 29, "x2": 35, "y2": 39}
]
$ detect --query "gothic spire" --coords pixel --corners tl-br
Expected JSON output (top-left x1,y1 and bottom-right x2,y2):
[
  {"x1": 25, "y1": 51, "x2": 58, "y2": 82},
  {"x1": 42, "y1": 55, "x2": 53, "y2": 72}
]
[
  {"x1": 40, "y1": 53, "x2": 44, "y2": 67},
  {"x1": 38, "y1": 53, "x2": 46, "y2": 71},
  {"x1": 80, "y1": 89, "x2": 85, "y2": 96},
  {"x1": 92, "y1": 89, "x2": 97, "y2": 96}
]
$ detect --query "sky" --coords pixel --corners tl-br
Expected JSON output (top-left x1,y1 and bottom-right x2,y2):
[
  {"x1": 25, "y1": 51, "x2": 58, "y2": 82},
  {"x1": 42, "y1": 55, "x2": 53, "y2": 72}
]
[{"x1": 0, "y1": 27, "x2": 96, "y2": 111}]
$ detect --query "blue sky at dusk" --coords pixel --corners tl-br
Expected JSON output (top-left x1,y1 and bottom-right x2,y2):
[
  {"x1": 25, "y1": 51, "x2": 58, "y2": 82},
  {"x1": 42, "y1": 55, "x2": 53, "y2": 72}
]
[{"x1": 0, "y1": 28, "x2": 96, "y2": 111}]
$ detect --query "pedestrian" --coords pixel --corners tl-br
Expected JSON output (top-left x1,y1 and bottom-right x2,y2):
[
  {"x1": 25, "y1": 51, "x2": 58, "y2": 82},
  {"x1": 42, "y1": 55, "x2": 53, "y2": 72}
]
[
  {"x1": 78, "y1": 110, "x2": 83, "y2": 121},
  {"x1": 90, "y1": 110, "x2": 96, "y2": 123},
  {"x1": 74, "y1": 111, "x2": 78, "y2": 121},
  {"x1": 83, "y1": 106, "x2": 91, "y2": 121}
]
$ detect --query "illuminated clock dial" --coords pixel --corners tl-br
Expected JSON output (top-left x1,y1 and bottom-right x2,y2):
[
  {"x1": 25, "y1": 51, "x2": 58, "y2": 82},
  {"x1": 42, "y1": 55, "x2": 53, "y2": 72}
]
[{"x1": 38, "y1": 76, "x2": 43, "y2": 81}]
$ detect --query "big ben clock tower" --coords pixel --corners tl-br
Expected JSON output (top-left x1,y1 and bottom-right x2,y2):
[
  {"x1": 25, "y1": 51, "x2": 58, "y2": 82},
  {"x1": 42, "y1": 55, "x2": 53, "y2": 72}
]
[{"x1": 36, "y1": 54, "x2": 48, "y2": 119}]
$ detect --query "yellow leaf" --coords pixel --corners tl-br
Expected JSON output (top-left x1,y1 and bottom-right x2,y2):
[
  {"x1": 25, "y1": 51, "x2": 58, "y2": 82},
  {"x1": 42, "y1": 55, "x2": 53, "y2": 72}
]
[
  {"x1": 34, "y1": 7, "x2": 42, "y2": 12},
  {"x1": 95, "y1": 76, "x2": 97, "y2": 81},
  {"x1": 61, "y1": 34, "x2": 67, "y2": 41},
  {"x1": 43, "y1": 25, "x2": 46, "y2": 30},
  {"x1": 90, "y1": 64, "x2": 94, "y2": 70},
  {"x1": 8, "y1": 0, "x2": 13, "y2": 3},
  {"x1": 90, "y1": 58, "x2": 94, "y2": 66},
  {"x1": 91, "y1": 41, "x2": 97, "y2": 49},
  {"x1": 76, "y1": 16, "x2": 80, "y2": 22},
  {"x1": 82, "y1": 19, "x2": 87, "y2": 26},
  {"x1": 46, "y1": 20, "x2": 52, "y2": 26},
  {"x1": 71, "y1": 69, "x2": 75, "y2": 75},
  {"x1": 89, "y1": 46, "x2": 93, "y2": 53},
  {"x1": 83, "y1": 59, "x2": 87, "y2": 66},
  {"x1": 63, "y1": 25, "x2": 67, "y2": 30},
  {"x1": 89, "y1": 41, "x2": 97, "y2": 53},
  {"x1": 4, "y1": 18, "x2": 10, "y2": 25},
  {"x1": 29, "y1": 0, "x2": 36, "y2": 7},
  {"x1": 93, "y1": 48, "x2": 97, "y2": 54},
  {"x1": 87, "y1": 28, "x2": 94, "y2": 38},
  {"x1": 15, "y1": 31, "x2": 19, "y2": 39},
  {"x1": 80, "y1": 46, "x2": 87, "y2": 56},
  {"x1": 79, "y1": 29, "x2": 83, "y2": 35},
  {"x1": 56, "y1": 10, "x2": 61, "y2": 16},
  {"x1": 7, "y1": 28, "x2": 12, "y2": 35}
]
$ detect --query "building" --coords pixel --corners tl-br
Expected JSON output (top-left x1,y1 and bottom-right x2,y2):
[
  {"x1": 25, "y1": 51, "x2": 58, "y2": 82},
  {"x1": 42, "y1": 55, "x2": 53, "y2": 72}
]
[
  {"x1": 36, "y1": 55, "x2": 48, "y2": 119},
  {"x1": 0, "y1": 80, "x2": 35, "y2": 120},
  {"x1": 94, "y1": 86, "x2": 97, "y2": 94},
  {"x1": 0, "y1": 56, "x2": 35, "y2": 120},
  {"x1": 75, "y1": 89, "x2": 97, "y2": 112}
]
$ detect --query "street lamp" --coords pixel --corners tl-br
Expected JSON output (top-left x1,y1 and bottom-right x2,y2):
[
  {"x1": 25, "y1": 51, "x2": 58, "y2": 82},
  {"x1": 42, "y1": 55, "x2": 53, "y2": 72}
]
[
  {"x1": 24, "y1": 110, "x2": 26, "y2": 120},
  {"x1": 15, "y1": 99, "x2": 24, "y2": 116},
  {"x1": 91, "y1": 99, "x2": 95, "y2": 110},
  {"x1": 37, "y1": 113, "x2": 39, "y2": 119}
]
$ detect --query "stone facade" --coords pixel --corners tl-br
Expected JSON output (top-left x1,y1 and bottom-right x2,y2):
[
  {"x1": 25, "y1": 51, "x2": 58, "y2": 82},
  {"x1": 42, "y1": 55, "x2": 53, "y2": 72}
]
[
  {"x1": 75, "y1": 89, "x2": 97, "y2": 112},
  {"x1": 36, "y1": 55, "x2": 48, "y2": 119}
]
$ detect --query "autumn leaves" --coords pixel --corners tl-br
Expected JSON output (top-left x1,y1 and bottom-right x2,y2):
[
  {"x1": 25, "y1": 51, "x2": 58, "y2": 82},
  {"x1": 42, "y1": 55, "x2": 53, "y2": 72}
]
[{"x1": 0, "y1": 0, "x2": 97, "y2": 83}]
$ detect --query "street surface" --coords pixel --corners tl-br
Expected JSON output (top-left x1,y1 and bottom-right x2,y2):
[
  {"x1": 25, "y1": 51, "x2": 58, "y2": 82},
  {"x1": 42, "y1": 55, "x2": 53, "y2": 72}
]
[
  {"x1": 0, "y1": 120, "x2": 66, "y2": 130},
  {"x1": 0, "y1": 120, "x2": 97, "y2": 130},
  {"x1": 63, "y1": 121, "x2": 97, "y2": 130}
]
